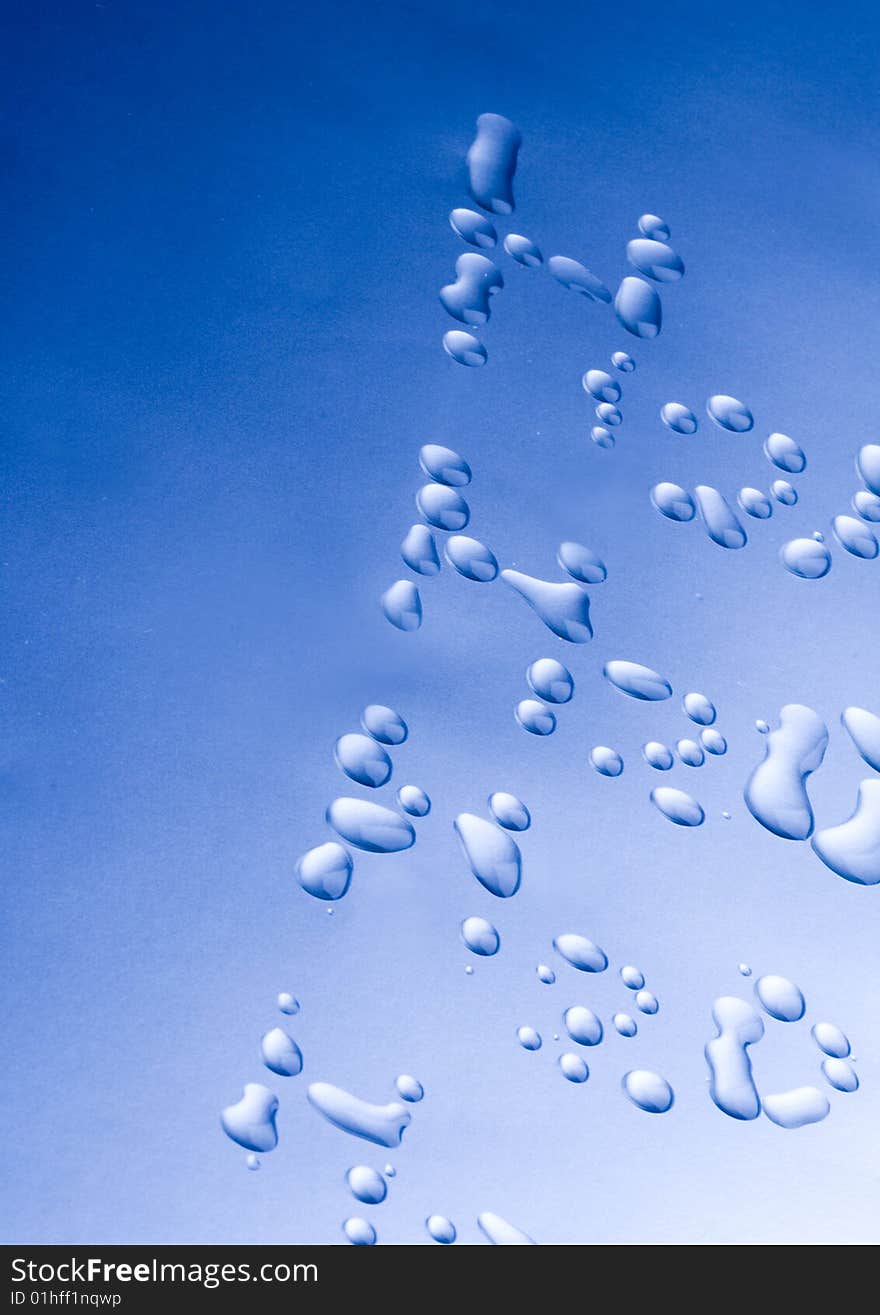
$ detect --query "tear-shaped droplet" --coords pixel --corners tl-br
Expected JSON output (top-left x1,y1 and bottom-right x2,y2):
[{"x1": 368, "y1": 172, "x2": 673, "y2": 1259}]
[
  {"x1": 466, "y1": 113, "x2": 521, "y2": 215},
  {"x1": 626, "y1": 238, "x2": 684, "y2": 282},
  {"x1": 445, "y1": 534, "x2": 498, "y2": 581},
  {"x1": 401, "y1": 523, "x2": 441, "y2": 576},
  {"x1": 442, "y1": 329, "x2": 487, "y2": 366},
  {"x1": 553, "y1": 933, "x2": 608, "y2": 973},
  {"x1": 221, "y1": 1084, "x2": 279, "y2": 1152},
  {"x1": 326, "y1": 798, "x2": 416, "y2": 853},
  {"x1": 637, "y1": 213, "x2": 670, "y2": 240},
  {"x1": 454, "y1": 813, "x2": 522, "y2": 897},
  {"x1": 811, "y1": 778, "x2": 880, "y2": 885},
  {"x1": 526, "y1": 657, "x2": 574, "y2": 703},
  {"x1": 381, "y1": 580, "x2": 423, "y2": 631},
  {"x1": 706, "y1": 395, "x2": 753, "y2": 432},
  {"x1": 613, "y1": 275, "x2": 662, "y2": 338},
  {"x1": 503, "y1": 233, "x2": 542, "y2": 266},
  {"x1": 622, "y1": 1070, "x2": 674, "y2": 1113},
  {"x1": 460, "y1": 915, "x2": 501, "y2": 956},
  {"x1": 651, "y1": 482, "x2": 695, "y2": 521},
  {"x1": 449, "y1": 207, "x2": 497, "y2": 248},
  {"x1": 661, "y1": 402, "x2": 698, "y2": 434},
  {"x1": 261, "y1": 1028, "x2": 303, "y2": 1077},
  {"x1": 488, "y1": 791, "x2": 531, "y2": 831},
  {"x1": 307, "y1": 1082, "x2": 411, "y2": 1146},
  {"x1": 548, "y1": 256, "x2": 611, "y2": 302},
  {"x1": 277, "y1": 993, "x2": 300, "y2": 1015},
  {"x1": 334, "y1": 733, "x2": 393, "y2": 788},
  {"x1": 418, "y1": 444, "x2": 472, "y2": 487},
  {"x1": 744, "y1": 704, "x2": 828, "y2": 840},
  {"x1": 296, "y1": 841, "x2": 354, "y2": 901},
  {"x1": 537, "y1": 964, "x2": 556, "y2": 984},
  {"x1": 694, "y1": 485, "x2": 747, "y2": 550},
  {"x1": 501, "y1": 569, "x2": 593, "y2": 643},
  {"x1": 764, "y1": 432, "x2": 806, "y2": 473},
  {"x1": 604, "y1": 659, "x2": 672, "y2": 701}
]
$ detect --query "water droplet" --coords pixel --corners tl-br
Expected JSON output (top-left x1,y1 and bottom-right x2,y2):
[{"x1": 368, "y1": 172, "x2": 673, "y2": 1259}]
[
  {"x1": 537, "y1": 964, "x2": 556, "y2": 984},
  {"x1": 651, "y1": 785, "x2": 705, "y2": 826},
  {"x1": 754, "y1": 974, "x2": 805, "y2": 1022},
  {"x1": 442, "y1": 329, "x2": 487, "y2": 366},
  {"x1": 755, "y1": 720, "x2": 770, "y2": 734},
  {"x1": 596, "y1": 402, "x2": 623, "y2": 426},
  {"x1": 466, "y1": 113, "x2": 521, "y2": 215},
  {"x1": 612, "y1": 351, "x2": 636, "y2": 372},
  {"x1": 738, "y1": 487, "x2": 773, "y2": 519},
  {"x1": 811, "y1": 1022, "x2": 851, "y2": 1059},
  {"x1": 705, "y1": 996, "x2": 764, "y2": 1120},
  {"x1": 384, "y1": 1164, "x2": 396, "y2": 1177},
  {"x1": 591, "y1": 426, "x2": 615, "y2": 449},
  {"x1": 526, "y1": 657, "x2": 574, "y2": 703},
  {"x1": 501, "y1": 569, "x2": 593, "y2": 643},
  {"x1": 418, "y1": 443, "x2": 472, "y2": 487},
  {"x1": 744, "y1": 704, "x2": 828, "y2": 840},
  {"x1": 221, "y1": 1084, "x2": 279, "y2": 1152},
  {"x1": 381, "y1": 580, "x2": 423, "y2": 631},
  {"x1": 722, "y1": 810, "x2": 732, "y2": 820},
  {"x1": 548, "y1": 255, "x2": 611, "y2": 302},
  {"x1": 260, "y1": 1028, "x2": 303, "y2": 1078},
  {"x1": 771, "y1": 479, "x2": 798, "y2": 506},
  {"x1": 559, "y1": 1052, "x2": 589, "y2": 1083},
  {"x1": 245, "y1": 1153, "x2": 260, "y2": 1170},
  {"x1": 620, "y1": 965, "x2": 645, "y2": 990},
  {"x1": 454, "y1": 813, "x2": 522, "y2": 897},
  {"x1": 477, "y1": 1212, "x2": 537, "y2": 1245},
  {"x1": 326, "y1": 798, "x2": 415, "y2": 853},
  {"x1": 626, "y1": 238, "x2": 684, "y2": 282},
  {"x1": 277, "y1": 993, "x2": 300, "y2": 1016},
  {"x1": 582, "y1": 369, "x2": 621, "y2": 403},
  {"x1": 464, "y1": 965, "x2": 474, "y2": 975},
  {"x1": 762, "y1": 1087, "x2": 829, "y2": 1130},
  {"x1": 449, "y1": 207, "x2": 497, "y2": 249},
  {"x1": 642, "y1": 740, "x2": 674, "y2": 770},
  {"x1": 416, "y1": 483, "x2": 470, "y2": 532},
  {"x1": 307, "y1": 1082, "x2": 411, "y2": 1147},
  {"x1": 821, "y1": 1058, "x2": 859, "y2": 1092},
  {"x1": 651, "y1": 482, "x2": 695, "y2": 522},
  {"x1": 564, "y1": 1005, "x2": 603, "y2": 1046},
  {"x1": 853, "y1": 489, "x2": 880, "y2": 521},
  {"x1": 637, "y1": 213, "x2": 670, "y2": 240},
  {"x1": 395, "y1": 1074, "x2": 424, "y2": 1103},
  {"x1": 590, "y1": 745, "x2": 624, "y2": 777},
  {"x1": 426, "y1": 1215, "x2": 457, "y2": 1244},
  {"x1": 396, "y1": 785, "x2": 431, "y2": 817},
  {"x1": 706, "y1": 395, "x2": 754, "y2": 432},
  {"x1": 401, "y1": 523, "x2": 441, "y2": 576},
  {"x1": 460, "y1": 915, "x2": 501, "y2": 956},
  {"x1": 738, "y1": 964, "x2": 752, "y2": 977},
  {"x1": 613, "y1": 1013, "x2": 638, "y2": 1037},
  {"x1": 856, "y1": 443, "x2": 880, "y2": 495},
  {"x1": 635, "y1": 990, "x2": 660, "y2": 1014},
  {"x1": 622, "y1": 1070, "x2": 674, "y2": 1113},
  {"x1": 553, "y1": 933, "x2": 608, "y2": 973},
  {"x1": 694, "y1": 485, "x2": 748, "y2": 550},
  {"x1": 445, "y1": 534, "x2": 499, "y2": 581},
  {"x1": 503, "y1": 233, "x2": 542, "y2": 266},
  {"x1": 812, "y1": 778, "x2": 880, "y2": 885},
  {"x1": 343, "y1": 1217, "x2": 377, "y2": 1246},
  {"x1": 682, "y1": 692, "x2": 716, "y2": 725},
  {"x1": 296, "y1": 841, "x2": 354, "y2": 901},
  {"x1": 700, "y1": 728, "x2": 727, "y2": 756},
  {"x1": 614, "y1": 276, "x2": 662, "y2": 337},
  {"x1": 676, "y1": 738, "x2": 705, "y2": 768},
  {"x1": 779, "y1": 537, "x2": 831, "y2": 579},
  {"x1": 334, "y1": 733, "x2": 393, "y2": 788},
  {"x1": 440, "y1": 253, "x2": 503, "y2": 325},
  {"x1": 488, "y1": 791, "x2": 531, "y2": 831},
  {"x1": 346, "y1": 1166, "x2": 387, "y2": 1205},
  {"x1": 604, "y1": 659, "x2": 672, "y2": 702},
  {"x1": 660, "y1": 402, "x2": 698, "y2": 434},
  {"x1": 764, "y1": 432, "x2": 806, "y2": 473},
  {"x1": 517, "y1": 1025, "x2": 542, "y2": 1051},
  {"x1": 515, "y1": 698, "x2": 557, "y2": 736},
  {"x1": 361, "y1": 704, "x2": 407, "y2": 745},
  {"x1": 832, "y1": 514, "x2": 879, "y2": 559},
  {"x1": 841, "y1": 706, "x2": 880, "y2": 771}
]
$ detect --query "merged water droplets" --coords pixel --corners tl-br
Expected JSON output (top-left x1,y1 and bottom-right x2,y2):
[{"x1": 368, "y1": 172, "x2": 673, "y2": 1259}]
[
  {"x1": 706, "y1": 395, "x2": 754, "y2": 433},
  {"x1": 307, "y1": 1082, "x2": 411, "y2": 1147},
  {"x1": 780, "y1": 537, "x2": 832, "y2": 579},
  {"x1": 651, "y1": 482, "x2": 695, "y2": 522},
  {"x1": 449, "y1": 207, "x2": 497, "y2": 249},
  {"x1": 439, "y1": 253, "x2": 503, "y2": 324},
  {"x1": 548, "y1": 256, "x2": 611, "y2": 302},
  {"x1": 811, "y1": 778, "x2": 880, "y2": 885},
  {"x1": 832, "y1": 514, "x2": 878, "y2": 560},
  {"x1": 454, "y1": 813, "x2": 522, "y2": 897},
  {"x1": 526, "y1": 657, "x2": 574, "y2": 704},
  {"x1": 603, "y1": 660, "x2": 672, "y2": 701},
  {"x1": 381, "y1": 580, "x2": 423, "y2": 631},
  {"x1": 442, "y1": 329, "x2": 487, "y2": 367},
  {"x1": 460, "y1": 915, "x2": 501, "y2": 957},
  {"x1": 296, "y1": 841, "x2": 354, "y2": 901},
  {"x1": 626, "y1": 239, "x2": 684, "y2": 282},
  {"x1": 614, "y1": 276, "x2": 662, "y2": 338},
  {"x1": 744, "y1": 704, "x2": 828, "y2": 840},
  {"x1": 661, "y1": 402, "x2": 698, "y2": 434},
  {"x1": 466, "y1": 113, "x2": 521, "y2": 215},
  {"x1": 503, "y1": 233, "x2": 542, "y2": 266},
  {"x1": 221, "y1": 1084, "x2": 280, "y2": 1153},
  {"x1": 622, "y1": 1070, "x2": 674, "y2": 1114},
  {"x1": 764, "y1": 432, "x2": 806, "y2": 473},
  {"x1": 501, "y1": 569, "x2": 593, "y2": 643},
  {"x1": 694, "y1": 485, "x2": 747, "y2": 550},
  {"x1": 705, "y1": 996, "x2": 764, "y2": 1121}
]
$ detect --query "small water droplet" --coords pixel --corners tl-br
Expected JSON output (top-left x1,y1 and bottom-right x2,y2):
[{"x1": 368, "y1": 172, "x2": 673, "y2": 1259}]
[
  {"x1": 343, "y1": 1217, "x2": 377, "y2": 1246},
  {"x1": 503, "y1": 233, "x2": 542, "y2": 266},
  {"x1": 460, "y1": 915, "x2": 501, "y2": 956},
  {"x1": 517, "y1": 1025, "x2": 542, "y2": 1051},
  {"x1": 346, "y1": 1165, "x2": 387, "y2": 1205},
  {"x1": 477, "y1": 1212, "x2": 536, "y2": 1245},
  {"x1": 488, "y1": 791, "x2": 531, "y2": 830},
  {"x1": 637, "y1": 213, "x2": 670, "y2": 240},
  {"x1": 613, "y1": 1012, "x2": 638, "y2": 1037},
  {"x1": 811, "y1": 1022, "x2": 850, "y2": 1059},
  {"x1": 590, "y1": 745, "x2": 624, "y2": 777},
  {"x1": 660, "y1": 402, "x2": 698, "y2": 434},
  {"x1": 853, "y1": 489, "x2": 880, "y2": 521},
  {"x1": 445, "y1": 534, "x2": 499, "y2": 581},
  {"x1": 694, "y1": 485, "x2": 748, "y2": 550},
  {"x1": 526, "y1": 657, "x2": 574, "y2": 703},
  {"x1": 401, "y1": 523, "x2": 441, "y2": 576},
  {"x1": 651, "y1": 482, "x2": 695, "y2": 522},
  {"x1": 442, "y1": 329, "x2": 487, "y2": 366},
  {"x1": 277, "y1": 993, "x2": 300, "y2": 1016},
  {"x1": 582, "y1": 369, "x2": 622, "y2": 403},
  {"x1": 396, "y1": 785, "x2": 431, "y2": 817},
  {"x1": 754, "y1": 974, "x2": 805, "y2": 1022},
  {"x1": 612, "y1": 351, "x2": 636, "y2": 372},
  {"x1": 635, "y1": 990, "x2": 660, "y2": 1014},
  {"x1": 627, "y1": 238, "x2": 684, "y2": 282},
  {"x1": 620, "y1": 966, "x2": 645, "y2": 990},
  {"x1": 764, "y1": 432, "x2": 806, "y2": 473},
  {"x1": 683, "y1": 692, "x2": 716, "y2": 725},
  {"x1": 449, "y1": 207, "x2": 497, "y2": 249},
  {"x1": 856, "y1": 443, "x2": 880, "y2": 494},
  {"x1": 418, "y1": 444, "x2": 472, "y2": 487},
  {"x1": 553, "y1": 933, "x2": 608, "y2": 973},
  {"x1": 395, "y1": 1074, "x2": 424, "y2": 1103},
  {"x1": 604, "y1": 659, "x2": 672, "y2": 702},
  {"x1": 296, "y1": 841, "x2": 354, "y2": 902},
  {"x1": 622, "y1": 1070, "x2": 674, "y2": 1113},
  {"x1": 426, "y1": 1214, "x2": 457, "y2": 1244},
  {"x1": 596, "y1": 402, "x2": 623, "y2": 426},
  {"x1": 771, "y1": 479, "x2": 798, "y2": 506},
  {"x1": 841, "y1": 707, "x2": 880, "y2": 772},
  {"x1": 591, "y1": 425, "x2": 615, "y2": 449},
  {"x1": 515, "y1": 698, "x2": 557, "y2": 735},
  {"x1": 381, "y1": 580, "x2": 423, "y2": 631},
  {"x1": 245, "y1": 1153, "x2": 261, "y2": 1171},
  {"x1": 559, "y1": 1052, "x2": 590, "y2": 1083},
  {"x1": 261, "y1": 1028, "x2": 303, "y2": 1078},
  {"x1": 537, "y1": 964, "x2": 556, "y2": 984},
  {"x1": 738, "y1": 964, "x2": 752, "y2": 977},
  {"x1": 334, "y1": 733, "x2": 393, "y2": 788},
  {"x1": 780, "y1": 537, "x2": 832, "y2": 579},
  {"x1": 564, "y1": 1005, "x2": 603, "y2": 1046},
  {"x1": 831, "y1": 514, "x2": 879, "y2": 560},
  {"x1": 700, "y1": 728, "x2": 727, "y2": 755},
  {"x1": 821, "y1": 1058, "x2": 859, "y2": 1093},
  {"x1": 642, "y1": 740, "x2": 674, "y2": 770},
  {"x1": 738, "y1": 487, "x2": 773, "y2": 519},
  {"x1": 706, "y1": 395, "x2": 754, "y2": 432},
  {"x1": 361, "y1": 705, "x2": 408, "y2": 745}
]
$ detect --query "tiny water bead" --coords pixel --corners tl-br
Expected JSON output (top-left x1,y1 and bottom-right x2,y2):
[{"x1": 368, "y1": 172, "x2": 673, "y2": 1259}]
[
  {"x1": 439, "y1": 252, "x2": 503, "y2": 325},
  {"x1": 548, "y1": 255, "x2": 611, "y2": 302},
  {"x1": 856, "y1": 443, "x2": 880, "y2": 494},
  {"x1": 449, "y1": 207, "x2": 497, "y2": 248},
  {"x1": 651, "y1": 786, "x2": 705, "y2": 827},
  {"x1": 416, "y1": 483, "x2": 470, "y2": 531},
  {"x1": 401, "y1": 523, "x2": 441, "y2": 576},
  {"x1": 245, "y1": 1154, "x2": 260, "y2": 1171},
  {"x1": 595, "y1": 402, "x2": 623, "y2": 426},
  {"x1": 418, "y1": 444, "x2": 472, "y2": 487},
  {"x1": 831, "y1": 514, "x2": 879, "y2": 560},
  {"x1": 762, "y1": 1087, "x2": 829, "y2": 1130},
  {"x1": 744, "y1": 703, "x2": 828, "y2": 840},
  {"x1": 396, "y1": 785, "x2": 431, "y2": 817},
  {"x1": 694, "y1": 485, "x2": 747, "y2": 550},
  {"x1": 488, "y1": 791, "x2": 531, "y2": 831},
  {"x1": 643, "y1": 740, "x2": 674, "y2": 770},
  {"x1": 334, "y1": 733, "x2": 393, "y2": 788},
  {"x1": 780, "y1": 537, "x2": 832, "y2": 580},
  {"x1": 221, "y1": 1084, "x2": 279, "y2": 1153},
  {"x1": 559, "y1": 1053, "x2": 590, "y2": 1083},
  {"x1": 466, "y1": 112, "x2": 521, "y2": 214},
  {"x1": 307, "y1": 1082, "x2": 411, "y2": 1146},
  {"x1": 612, "y1": 351, "x2": 636, "y2": 372},
  {"x1": 343, "y1": 1218, "x2": 377, "y2": 1247},
  {"x1": 261, "y1": 1028, "x2": 304, "y2": 1078},
  {"x1": 614, "y1": 1013, "x2": 638, "y2": 1037},
  {"x1": 564, "y1": 1005, "x2": 604, "y2": 1046},
  {"x1": 638, "y1": 213, "x2": 670, "y2": 240},
  {"x1": 384, "y1": 1164, "x2": 396, "y2": 1178},
  {"x1": 853, "y1": 489, "x2": 880, "y2": 521},
  {"x1": 346, "y1": 1166, "x2": 387, "y2": 1205},
  {"x1": 442, "y1": 329, "x2": 487, "y2": 366},
  {"x1": 395, "y1": 1075, "x2": 424, "y2": 1103},
  {"x1": 651, "y1": 482, "x2": 695, "y2": 522},
  {"x1": 738, "y1": 487, "x2": 773, "y2": 519},
  {"x1": 381, "y1": 580, "x2": 423, "y2": 631},
  {"x1": 445, "y1": 534, "x2": 499, "y2": 581},
  {"x1": 738, "y1": 964, "x2": 752, "y2": 977},
  {"x1": 626, "y1": 238, "x2": 684, "y2": 282},
  {"x1": 591, "y1": 426, "x2": 615, "y2": 449},
  {"x1": 361, "y1": 704, "x2": 408, "y2": 745},
  {"x1": 590, "y1": 745, "x2": 624, "y2": 777},
  {"x1": 278, "y1": 993, "x2": 300, "y2": 1016},
  {"x1": 755, "y1": 720, "x2": 770, "y2": 733},
  {"x1": 604, "y1": 659, "x2": 672, "y2": 701},
  {"x1": 501, "y1": 569, "x2": 593, "y2": 643},
  {"x1": 537, "y1": 964, "x2": 556, "y2": 984},
  {"x1": 296, "y1": 841, "x2": 354, "y2": 901},
  {"x1": 614, "y1": 276, "x2": 662, "y2": 338},
  {"x1": 426, "y1": 1215, "x2": 458, "y2": 1244},
  {"x1": 517, "y1": 1026, "x2": 542, "y2": 1051},
  {"x1": 620, "y1": 965, "x2": 645, "y2": 990},
  {"x1": 661, "y1": 402, "x2": 698, "y2": 434},
  {"x1": 454, "y1": 812, "x2": 522, "y2": 898},
  {"x1": 841, "y1": 706, "x2": 880, "y2": 772},
  {"x1": 326, "y1": 798, "x2": 415, "y2": 853},
  {"x1": 503, "y1": 233, "x2": 543, "y2": 266},
  {"x1": 635, "y1": 990, "x2": 659, "y2": 1014},
  {"x1": 582, "y1": 369, "x2": 621, "y2": 403},
  {"x1": 754, "y1": 974, "x2": 805, "y2": 1022},
  {"x1": 676, "y1": 738, "x2": 705, "y2": 767},
  {"x1": 460, "y1": 915, "x2": 501, "y2": 957},
  {"x1": 771, "y1": 479, "x2": 798, "y2": 506},
  {"x1": 700, "y1": 728, "x2": 727, "y2": 755},
  {"x1": 764, "y1": 432, "x2": 806, "y2": 474},
  {"x1": 516, "y1": 699, "x2": 557, "y2": 736},
  {"x1": 553, "y1": 933, "x2": 608, "y2": 973},
  {"x1": 706, "y1": 395, "x2": 754, "y2": 433},
  {"x1": 622, "y1": 1070, "x2": 674, "y2": 1114},
  {"x1": 526, "y1": 657, "x2": 574, "y2": 703},
  {"x1": 683, "y1": 692, "x2": 716, "y2": 725},
  {"x1": 821, "y1": 1058, "x2": 859, "y2": 1093}
]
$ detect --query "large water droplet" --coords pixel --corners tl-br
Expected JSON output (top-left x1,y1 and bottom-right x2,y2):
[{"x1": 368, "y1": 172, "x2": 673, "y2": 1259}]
[
  {"x1": 620, "y1": 965, "x2": 645, "y2": 989},
  {"x1": 426, "y1": 1215, "x2": 457, "y2": 1244},
  {"x1": 638, "y1": 213, "x2": 670, "y2": 240},
  {"x1": 744, "y1": 704, "x2": 828, "y2": 840},
  {"x1": 559, "y1": 1052, "x2": 589, "y2": 1083},
  {"x1": 811, "y1": 778, "x2": 880, "y2": 885},
  {"x1": 643, "y1": 740, "x2": 674, "y2": 770},
  {"x1": 626, "y1": 238, "x2": 684, "y2": 282},
  {"x1": 832, "y1": 514, "x2": 879, "y2": 559},
  {"x1": 622, "y1": 1070, "x2": 674, "y2": 1113},
  {"x1": 501, "y1": 569, "x2": 593, "y2": 643},
  {"x1": 754, "y1": 974, "x2": 805, "y2": 1022},
  {"x1": 660, "y1": 402, "x2": 698, "y2": 434},
  {"x1": 548, "y1": 256, "x2": 611, "y2": 302},
  {"x1": 461, "y1": 915, "x2": 501, "y2": 956},
  {"x1": 418, "y1": 443, "x2": 472, "y2": 487},
  {"x1": 614, "y1": 276, "x2": 662, "y2": 338},
  {"x1": 454, "y1": 813, "x2": 522, "y2": 897},
  {"x1": 705, "y1": 996, "x2": 764, "y2": 1120},
  {"x1": 856, "y1": 443, "x2": 880, "y2": 494},
  {"x1": 612, "y1": 351, "x2": 636, "y2": 372},
  {"x1": 221, "y1": 1084, "x2": 279, "y2": 1152},
  {"x1": 762, "y1": 1087, "x2": 830, "y2": 1130},
  {"x1": 517, "y1": 1025, "x2": 542, "y2": 1051},
  {"x1": 442, "y1": 329, "x2": 487, "y2": 366},
  {"x1": 449, "y1": 207, "x2": 497, "y2": 249},
  {"x1": 326, "y1": 798, "x2": 415, "y2": 853},
  {"x1": 396, "y1": 785, "x2": 431, "y2": 817},
  {"x1": 779, "y1": 537, "x2": 831, "y2": 579},
  {"x1": 343, "y1": 1217, "x2": 377, "y2": 1246},
  {"x1": 526, "y1": 657, "x2": 574, "y2": 704},
  {"x1": 841, "y1": 706, "x2": 880, "y2": 771},
  {"x1": 706, "y1": 395, "x2": 754, "y2": 433},
  {"x1": 361, "y1": 704, "x2": 407, "y2": 745},
  {"x1": 738, "y1": 487, "x2": 773, "y2": 519},
  {"x1": 477, "y1": 1212, "x2": 537, "y2": 1245},
  {"x1": 683, "y1": 692, "x2": 716, "y2": 726},
  {"x1": 613, "y1": 1013, "x2": 638, "y2": 1037},
  {"x1": 853, "y1": 489, "x2": 880, "y2": 521},
  {"x1": 604, "y1": 659, "x2": 672, "y2": 701},
  {"x1": 582, "y1": 369, "x2": 621, "y2": 403},
  {"x1": 307, "y1": 1082, "x2": 411, "y2": 1146},
  {"x1": 440, "y1": 253, "x2": 503, "y2": 325},
  {"x1": 764, "y1": 432, "x2": 806, "y2": 473},
  {"x1": 346, "y1": 1166, "x2": 387, "y2": 1205},
  {"x1": 515, "y1": 699, "x2": 557, "y2": 736},
  {"x1": 466, "y1": 113, "x2": 521, "y2": 215},
  {"x1": 296, "y1": 841, "x2": 354, "y2": 901},
  {"x1": 261, "y1": 1028, "x2": 303, "y2": 1077},
  {"x1": 503, "y1": 233, "x2": 542, "y2": 266},
  {"x1": 694, "y1": 485, "x2": 748, "y2": 550},
  {"x1": 821, "y1": 1058, "x2": 859, "y2": 1093},
  {"x1": 553, "y1": 933, "x2": 608, "y2": 973},
  {"x1": 381, "y1": 580, "x2": 422, "y2": 631},
  {"x1": 564, "y1": 1005, "x2": 603, "y2": 1046},
  {"x1": 771, "y1": 479, "x2": 798, "y2": 506},
  {"x1": 416, "y1": 483, "x2": 470, "y2": 531},
  {"x1": 651, "y1": 482, "x2": 695, "y2": 521},
  {"x1": 811, "y1": 1022, "x2": 851, "y2": 1058},
  {"x1": 401, "y1": 523, "x2": 441, "y2": 576},
  {"x1": 488, "y1": 791, "x2": 531, "y2": 831},
  {"x1": 445, "y1": 534, "x2": 498, "y2": 581},
  {"x1": 590, "y1": 745, "x2": 624, "y2": 777},
  {"x1": 334, "y1": 733, "x2": 392, "y2": 788}
]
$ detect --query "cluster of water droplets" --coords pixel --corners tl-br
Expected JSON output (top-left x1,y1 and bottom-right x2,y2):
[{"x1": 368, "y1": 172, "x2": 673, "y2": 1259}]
[{"x1": 220, "y1": 990, "x2": 306, "y2": 1170}]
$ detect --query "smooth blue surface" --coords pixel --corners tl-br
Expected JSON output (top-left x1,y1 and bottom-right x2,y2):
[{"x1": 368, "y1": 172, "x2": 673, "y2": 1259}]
[{"x1": 2, "y1": 0, "x2": 880, "y2": 1244}]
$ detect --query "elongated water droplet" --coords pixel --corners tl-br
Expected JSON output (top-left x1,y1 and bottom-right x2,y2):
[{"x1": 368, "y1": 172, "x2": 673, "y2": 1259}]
[
  {"x1": 621, "y1": 965, "x2": 644, "y2": 989},
  {"x1": 614, "y1": 276, "x2": 662, "y2": 337},
  {"x1": 780, "y1": 537, "x2": 831, "y2": 579},
  {"x1": 401, "y1": 523, "x2": 441, "y2": 576},
  {"x1": 705, "y1": 996, "x2": 764, "y2": 1120},
  {"x1": 361, "y1": 704, "x2": 407, "y2": 745},
  {"x1": 643, "y1": 740, "x2": 674, "y2": 770},
  {"x1": 651, "y1": 785, "x2": 705, "y2": 826},
  {"x1": 811, "y1": 1022, "x2": 850, "y2": 1058},
  {"x1": 651, "y1": 482, "x2": 695, "y2": 521},
  {"x1": 418, "y1": 443, "x2": 472, "y2": 487},
  {"x1": 638, "y1": 213, "x2": 670, "y2": 240},
  {"x1": 559, "y1": 1052, "x2": 589, "y2": 1083},
  {"x1": 515, "y1": 699, "x2": 557, "y2": 735},
  {"x1": 526, "y1": 657, "x2": 574, "y2": 703},
  {"x1": 426, "y1": 1215, "x2": 457, "y2": 1244},
  {"x1": 811, "y1": 778, "x2": 880, "y2": 885},
  {"x1": 503, "y1": 233, "x2": 542, "y2": 266},
  {"x1": 694, "y1": 485, "x2": 747, "y2": 550},
  {"x1": 764, "y1": 432, "x2": 806, "y2": 473},
  {"x1": 853, "y1": 489, "x2": 880, "y2": 521},
  {"x1": 590, "y1": 745, "x2": 623, "y2": 777},
  {"x1": 449, "y1": 207, "x2": 497, "y2": 248},
  {"x1": 613, "y1": 1012, "x2": 638, "y2": 1037},
  {"x1": 612, "y1": 351, "x2": 636, "y2": 372},
  {"x1": 416, "y1": 483, "x2": 470, "y2": 531},
  {"x1": 548, "y1": 256, "x2": 611, "y2": 302},
  {"x1": 604, "y1": 659, "x2": 672, "y2": 701},
  {"x1": 517, "y1": 1025, "x2": 542, "y2": 1051},
  {"x1": 477, "y1": 1212, "x2": 537, "y2": 1245},
  {"x1": 622, "y1": 1070, "x2": 674, "y2": 1113},
  {"x1": 537, "y1": 964, "x2": 556, "y2": 984},
  {"x1": 334, "y1": 733, "x2": 392, "y2": 788},
  {"x1": 461, "y1": 915, "x2": 501, "y2": 956},
  {"x1": 856, "y1": 443, "x2": 880, "y2": 494},
  {"x1": 261, "y1": 1028, "x2": 303, "y2": 1077},
  {"x1": 771, "y1": 479, "x2": 798, "y2": 506},
  {"x1": 343, "y1": 1217, "x2": 377, "y2": 1246},
  {"x1": 396, "y1": 785, "x2": 431, "y2": 817},
  {"x1": 832, "y1": 514, "x2": 879, "y2": 559},
  {"x1": 627, "y1": 238, "x2": 684, "y2": 282},
  {"x1": 466, "y1": 113, "x2": 521, "y2": 215},
  {"x1": 822, "y1": 1058, "x2": 859, "y2": 1092},
  {"x1": 553, "y1": 933, "x2": 608, "y2": 973},
  {"x1": 763, "y1": 1087, "x2": 829, "y2": 1129},
  {"x1": 221, "y1": 1084, "x2": 279, "y2": 1152},
  {"x1": 701, "y1": 728, "x2": 727, "y2": 755},
  {"x1": 346, "y1": 1166, "x2": 387, "y2": 1204},
  {"x1": 442, "y1": 329, "x2": 487, "y2": 366},
  {"x1": 445, "y1": 534, "x2": 498, "y2": 581},
  {"x1": 706, "y1": 395, "x2": 753, "y2": 432},
  {"x1": 582, "y1": 369, "x2": 621, "y2": 403},
  {"x1": 635, "y1": 990, "x2": 659, "y2": 1014},
  {"x1": 454, "y1": 813, "x2": 522, "y2": 897},
  {"x1": 488, "y1": 791, "x2": 530, "y2": 830},
  {"x1": 738, "y1": 487, "x2": 773, "y2": 519},
  {"x1": 661, "y1": 402, "x2": 698, "y2": 434},
  {"x1": 754, "y1": 974, "x2": 805, "y2": 1022},
  {"x1": 501, "y1": 569, "x2": 593, "y2": 643},
  {"x1": 381, "y1": 580, "x2": 422, "y2": 631},
  {"x1": 296, "y1": 841, "x2": 353, "y2": 901},
  {"x1": 841, "y1": 706, "x2": 880, "y2": 771},
  {"x1": 307, "y1": 1082, "x2": 411, "y2": 1146},
  {"x1": 744, "y1": 704, "x2": 828, "y2": 840},
  {"x1": 564, "y1": 1005, "x2": 603, "y2": 1046},
  {"x1": 440, "y1": 253, "x2": 503, "y2": 325},
  {"x1": 326, "y1": 798, "x2": 415, "y2": 853}
]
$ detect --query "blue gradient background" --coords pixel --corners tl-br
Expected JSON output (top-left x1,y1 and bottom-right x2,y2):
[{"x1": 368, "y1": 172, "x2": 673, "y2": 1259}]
[{"x1": 3, "y1": 0, "x2": 879, "y2": 1244}]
